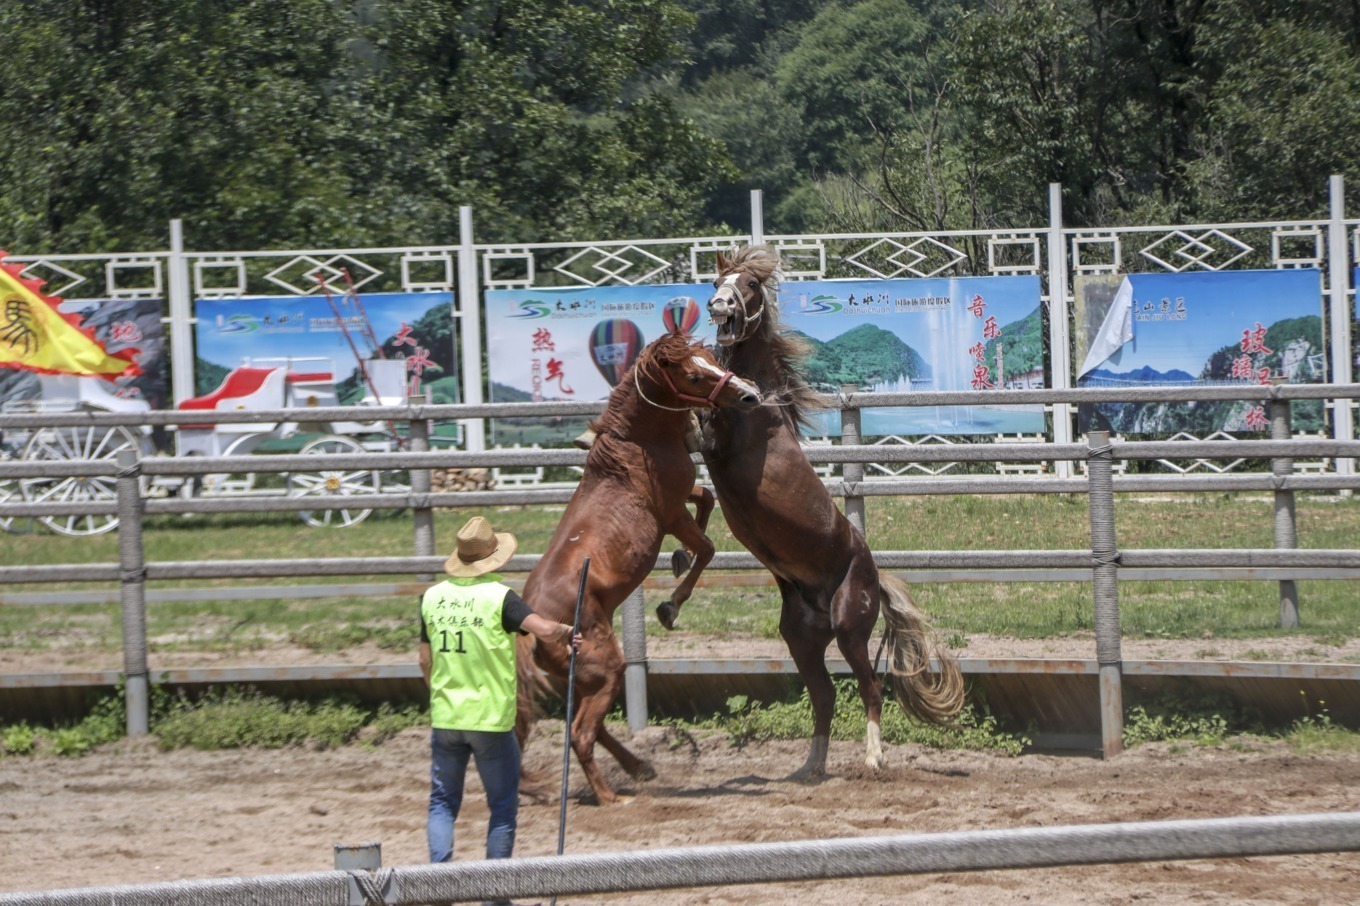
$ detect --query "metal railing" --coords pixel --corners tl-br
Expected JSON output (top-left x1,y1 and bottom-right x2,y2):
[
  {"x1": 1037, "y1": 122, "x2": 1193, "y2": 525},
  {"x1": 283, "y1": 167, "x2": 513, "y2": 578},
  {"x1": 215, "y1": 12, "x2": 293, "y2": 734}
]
[
  {"x1": 4, "y1": 383, "x2": 1360, "y2": 752},
  {"x1": 1, "y1": 812, "x2": 1358, "y2": 905}
]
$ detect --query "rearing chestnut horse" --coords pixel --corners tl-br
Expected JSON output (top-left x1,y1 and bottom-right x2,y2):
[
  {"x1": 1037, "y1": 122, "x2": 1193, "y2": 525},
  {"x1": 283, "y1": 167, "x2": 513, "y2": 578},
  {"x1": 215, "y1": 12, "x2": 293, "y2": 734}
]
[
  {"x1": 518, "y1": 331, "x2": 761, "y2": 804},
  {"x1": 688, "y1": 245, "x2": 964, "y2": 779}
]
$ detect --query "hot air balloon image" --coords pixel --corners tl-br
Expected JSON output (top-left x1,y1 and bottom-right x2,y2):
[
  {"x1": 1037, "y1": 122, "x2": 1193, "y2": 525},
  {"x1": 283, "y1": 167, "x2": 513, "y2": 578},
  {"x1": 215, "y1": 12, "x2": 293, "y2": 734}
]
[
  {"x1": 589, "y1": 318, "x2": 644, "y2": 387},
  {"x1": 662, "y1": 296, "x2": 701, "y2": 335}
]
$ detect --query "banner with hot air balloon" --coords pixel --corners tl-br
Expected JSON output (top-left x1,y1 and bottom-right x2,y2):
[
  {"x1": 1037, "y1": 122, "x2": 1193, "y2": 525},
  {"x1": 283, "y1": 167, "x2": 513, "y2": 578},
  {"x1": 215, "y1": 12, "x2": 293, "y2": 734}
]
[
  {"x1": 484, "y1": 283, "x2": 712, "y2": 446},
  {"x1": 485, "y1": 275, "x2": 1046, "y2": 444}
]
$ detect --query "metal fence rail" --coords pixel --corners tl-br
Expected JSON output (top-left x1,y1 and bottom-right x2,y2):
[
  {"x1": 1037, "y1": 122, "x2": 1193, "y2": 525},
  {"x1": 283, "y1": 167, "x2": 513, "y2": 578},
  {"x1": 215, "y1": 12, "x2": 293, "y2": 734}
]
[
  {"x1": 1, "y1": 812, "x2": 1357, "y2": 905},
  {"x1": 4, "y1": 385, "x2": 1360, "y2": 751}
]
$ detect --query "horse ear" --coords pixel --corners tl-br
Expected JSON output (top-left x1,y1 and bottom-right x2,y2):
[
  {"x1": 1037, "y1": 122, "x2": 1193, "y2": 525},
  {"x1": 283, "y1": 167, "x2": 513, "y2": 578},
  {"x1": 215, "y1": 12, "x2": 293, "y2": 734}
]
[{"x1": 715, "y1": 249, "x2": 730, "y2": 273}]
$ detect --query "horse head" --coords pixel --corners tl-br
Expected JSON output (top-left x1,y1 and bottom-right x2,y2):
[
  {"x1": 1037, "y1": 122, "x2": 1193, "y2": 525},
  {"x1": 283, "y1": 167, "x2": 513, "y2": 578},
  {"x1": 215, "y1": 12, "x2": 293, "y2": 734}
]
[
  {"x1": 636, "y1": 332, "x2": 762, "y2": 411},
  {"x1": 708, "y1": 246, "x2": 781, "y2": 346}
]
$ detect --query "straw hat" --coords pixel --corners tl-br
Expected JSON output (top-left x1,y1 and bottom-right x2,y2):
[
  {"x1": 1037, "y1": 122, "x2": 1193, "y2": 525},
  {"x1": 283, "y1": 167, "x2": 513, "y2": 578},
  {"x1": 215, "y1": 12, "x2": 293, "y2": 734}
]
[{"x1": 444, "y1": 516, "x2": 518, "y2": 577}]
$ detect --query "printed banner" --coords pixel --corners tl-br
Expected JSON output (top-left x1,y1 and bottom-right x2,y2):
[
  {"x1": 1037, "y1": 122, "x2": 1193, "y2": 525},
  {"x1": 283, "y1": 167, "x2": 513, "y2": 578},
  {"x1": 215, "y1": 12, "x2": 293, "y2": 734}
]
[
  {"x1": 485, "y1": 275, "x2": 1045, "y2": 444},
  {"x1": 1074, "y1": 269, "x2": 1325, "y2": 434},
  {"x1": 777, "y1": 276, "x2": 1046, "y2": 436},
  {"x1": 192, "y1": 292, "x2": 457, "y2": 405},
  {"x1": 485, "y1": 284, "x2": 709, "y2": 446},
  {"x1": 0, "y1": 296, "x2": 166, "y2": 411}
]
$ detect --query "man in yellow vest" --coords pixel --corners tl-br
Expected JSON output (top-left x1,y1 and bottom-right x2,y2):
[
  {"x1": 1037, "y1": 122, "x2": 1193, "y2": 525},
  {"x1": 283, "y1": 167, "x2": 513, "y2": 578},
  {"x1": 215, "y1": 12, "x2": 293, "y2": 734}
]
[{"x1": 420, "y1": 516, "x2": 579, "y2": 870}]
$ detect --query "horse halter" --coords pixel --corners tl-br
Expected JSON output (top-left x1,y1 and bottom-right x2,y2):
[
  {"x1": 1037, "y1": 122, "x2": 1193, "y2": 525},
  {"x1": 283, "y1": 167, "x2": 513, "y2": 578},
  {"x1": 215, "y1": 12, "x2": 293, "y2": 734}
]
[
  {"x1": 709, "y1": 270, "x2": 766, "y2": 342},
  {"x1": 634, "y1": 359, "x2": 737, "y2": 412}
]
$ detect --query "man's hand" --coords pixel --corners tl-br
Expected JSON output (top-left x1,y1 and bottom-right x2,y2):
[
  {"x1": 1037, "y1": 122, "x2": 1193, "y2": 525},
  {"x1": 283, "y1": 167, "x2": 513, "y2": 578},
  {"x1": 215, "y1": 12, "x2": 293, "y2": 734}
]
[{"x1": 558, "y1": 623, "x2": 583, "y2": 652}]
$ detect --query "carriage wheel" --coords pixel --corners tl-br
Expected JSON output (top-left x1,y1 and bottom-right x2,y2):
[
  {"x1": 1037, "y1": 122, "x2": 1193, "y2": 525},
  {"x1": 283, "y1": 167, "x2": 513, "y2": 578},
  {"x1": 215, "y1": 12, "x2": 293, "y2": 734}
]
[
  {"x1": 285, "y1": 435, "x2": 379, "y2": 528},
  {"x1": 196, "y1": 433, "x2": 262, "y2": 497},
  {"x1": 0, "y1": 444, "x2": 17, "y2": 534},
  {"x1": 18, "y1": 425, "x2": 147, "y2": 536}
]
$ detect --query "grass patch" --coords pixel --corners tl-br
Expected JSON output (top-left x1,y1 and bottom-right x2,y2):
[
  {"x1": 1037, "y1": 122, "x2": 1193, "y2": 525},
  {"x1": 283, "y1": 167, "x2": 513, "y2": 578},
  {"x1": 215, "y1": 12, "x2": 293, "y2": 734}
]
[
  {"x1": 669, "y1": 679, "x2": 1029, "y2": 755},
  {"x1": 1121, "y1": 684, "x2": 1360, "y2": 752},
  {"x1": 4, "y1": 492, "x2": 1360, "y2": 654},
  {"x1": 0, "y1": 687, "x2": 427, "y2": 757},
  {"x1": 154, "y1": 688, "x2": 370, "y2": 750}
]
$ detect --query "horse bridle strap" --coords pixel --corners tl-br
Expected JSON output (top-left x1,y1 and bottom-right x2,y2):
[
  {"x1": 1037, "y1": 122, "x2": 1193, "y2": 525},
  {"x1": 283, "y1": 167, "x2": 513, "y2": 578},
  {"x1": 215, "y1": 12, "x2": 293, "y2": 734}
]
[
  {"x1": 634, "y1": 364, "x2": 735, "y2": 411},
  {"x1": 665, "y1": 367, "x2": 733, "y2": 408}
]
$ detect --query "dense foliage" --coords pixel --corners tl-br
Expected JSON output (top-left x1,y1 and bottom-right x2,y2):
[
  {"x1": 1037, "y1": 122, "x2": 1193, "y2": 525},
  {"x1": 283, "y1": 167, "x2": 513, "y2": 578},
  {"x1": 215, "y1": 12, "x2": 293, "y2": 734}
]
[{"x1": 2, "y1": 0, "x2": 1358, "y2": 250}]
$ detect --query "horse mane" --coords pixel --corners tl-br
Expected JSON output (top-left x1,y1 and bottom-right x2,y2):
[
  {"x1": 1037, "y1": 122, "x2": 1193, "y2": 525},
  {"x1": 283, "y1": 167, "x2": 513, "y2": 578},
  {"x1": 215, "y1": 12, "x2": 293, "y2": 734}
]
[
  {"x1": 584, "y1": 331, "x2": 698, "y2": 478},
  {"x1": 717, "y1": 245, "x2": 827, "y2": 431}
]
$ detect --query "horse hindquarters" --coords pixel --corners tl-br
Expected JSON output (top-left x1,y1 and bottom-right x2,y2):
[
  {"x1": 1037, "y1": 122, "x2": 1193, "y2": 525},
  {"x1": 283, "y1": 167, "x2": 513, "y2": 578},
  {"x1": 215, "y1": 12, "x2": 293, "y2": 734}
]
[
  {"x1": 879, "y1": 573, "x2": 965, "y2": 725},
  {"x1": 560, "y1": 620, "x2": 656, "y2": 804}
]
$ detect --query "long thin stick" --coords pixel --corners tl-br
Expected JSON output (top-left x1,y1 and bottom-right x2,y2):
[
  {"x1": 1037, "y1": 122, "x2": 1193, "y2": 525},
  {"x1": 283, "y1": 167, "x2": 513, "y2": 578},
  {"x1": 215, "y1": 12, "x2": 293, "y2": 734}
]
[{"x1": 555, "y1": 556, "x2": 590, "y2": 854}]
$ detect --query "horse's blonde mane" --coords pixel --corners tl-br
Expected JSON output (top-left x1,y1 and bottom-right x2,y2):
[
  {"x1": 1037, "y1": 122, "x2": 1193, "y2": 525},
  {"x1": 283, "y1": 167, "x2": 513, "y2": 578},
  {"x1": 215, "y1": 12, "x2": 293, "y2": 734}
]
[{"x1": 716, "y1": 245, "x2": 826, "y2": 429}]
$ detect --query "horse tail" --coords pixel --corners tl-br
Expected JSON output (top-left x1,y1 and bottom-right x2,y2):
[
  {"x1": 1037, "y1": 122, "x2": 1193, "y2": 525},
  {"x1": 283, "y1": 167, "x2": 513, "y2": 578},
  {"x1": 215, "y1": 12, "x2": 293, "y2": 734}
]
[
  {"x1": 878, "y1": 571, "x2": 965, "y2": 726},
  {"x1": 515, "y1": 634, "x2": 558, "y2": 796}
]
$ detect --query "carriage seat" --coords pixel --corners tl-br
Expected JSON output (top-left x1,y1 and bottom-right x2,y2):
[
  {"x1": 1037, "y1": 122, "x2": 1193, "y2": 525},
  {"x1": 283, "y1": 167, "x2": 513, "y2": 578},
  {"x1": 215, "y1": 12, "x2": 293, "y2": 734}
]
[
  {"x1": 178, "y1": 366, "x2": 288, "y2": 430},
  {"x1": 285, "y1": 371, "x2": 334, "y2": 385}
]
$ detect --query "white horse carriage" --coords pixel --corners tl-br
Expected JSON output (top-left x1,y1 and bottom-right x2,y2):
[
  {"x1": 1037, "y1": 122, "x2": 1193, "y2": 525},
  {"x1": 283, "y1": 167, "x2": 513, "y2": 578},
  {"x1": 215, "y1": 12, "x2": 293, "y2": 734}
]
[{"x1": 3, "y1": 356, "x2": 410, "y2": 535}]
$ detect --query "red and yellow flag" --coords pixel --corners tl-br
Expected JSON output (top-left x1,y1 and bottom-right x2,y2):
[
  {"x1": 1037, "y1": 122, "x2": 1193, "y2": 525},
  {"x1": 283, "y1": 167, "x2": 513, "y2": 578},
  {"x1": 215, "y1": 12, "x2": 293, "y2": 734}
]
[{"x1": 0, "y1": 251, "x2": 140, "y2": 380}]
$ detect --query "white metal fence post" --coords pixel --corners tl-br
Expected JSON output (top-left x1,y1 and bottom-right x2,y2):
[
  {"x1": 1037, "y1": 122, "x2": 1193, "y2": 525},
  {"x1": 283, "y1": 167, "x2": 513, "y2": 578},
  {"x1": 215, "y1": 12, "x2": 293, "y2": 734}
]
[
  {"x1": 166, "y1": 219, "x2": 196, "y2": 406},
  {"x1": 1047, "y1": 183, "x2": 1075, "y2": 479},
  {"x1": 457, "y1": 205, "x2": 486, "y2": 453},
  {"x1": 1327, "y1": 175, "x2": 1354, "y2": 479},
  {"x1": 750, "y1": 189, "x2": 765, "y2": 246}
]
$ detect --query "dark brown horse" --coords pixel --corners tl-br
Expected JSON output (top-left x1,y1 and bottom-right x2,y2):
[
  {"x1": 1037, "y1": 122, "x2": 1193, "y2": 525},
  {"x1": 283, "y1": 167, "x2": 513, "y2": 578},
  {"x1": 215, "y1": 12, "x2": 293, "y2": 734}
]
[
  {"x1": 518, "y1": 331, "x2": 761, "y2": 804},
  {"x1": 684, "y1": 245, "x2": 964, "y2": 778}
]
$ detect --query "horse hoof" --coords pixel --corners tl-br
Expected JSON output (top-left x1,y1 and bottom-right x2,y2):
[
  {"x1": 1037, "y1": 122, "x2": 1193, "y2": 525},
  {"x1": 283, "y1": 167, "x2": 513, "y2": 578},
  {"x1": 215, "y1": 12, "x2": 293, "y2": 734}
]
[
  {"x1": 630, "y1": 761, "x2": 657, "y2": 782},
  {"x1": 519, "y1": 784, "x2": 551, "y2": 804},
  {"x1": 787, "y1": 764, "x2": 827, "y2": 784},
  {"x1": 656, "y1": 603, "x2": 677, "y2": 631},
  {"x1": 865, "y1": 753, "x2": 886, "y2": 770},
  {"x1": 670, "y1": 549, "x2": 692, "y2": 578}
]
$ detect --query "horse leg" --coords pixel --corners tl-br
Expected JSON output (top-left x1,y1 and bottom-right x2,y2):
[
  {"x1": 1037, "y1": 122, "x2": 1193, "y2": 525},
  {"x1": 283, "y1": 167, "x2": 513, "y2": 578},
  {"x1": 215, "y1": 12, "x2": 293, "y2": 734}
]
[
  {"x1": 831, "y1": 565, "x2": 886, "y2": 770},
  {"x1": 569, "y1": 678, "x2": 625, "y2": 805},
  {"x1": 657, "y1": 504, "x2": 715, "y2": 630},
  {"x1": 583, "y1": 633, "x2": 655, "y2": 781},
  {"x1": 778, "y1": 578, "x2": 836, "y2": 780},
  {"x1": 597, "y1": 723, "x2": 656, "y2": 781},
  {"x1": 670, "y1": 486, "x2": 714, "y2": 579}
]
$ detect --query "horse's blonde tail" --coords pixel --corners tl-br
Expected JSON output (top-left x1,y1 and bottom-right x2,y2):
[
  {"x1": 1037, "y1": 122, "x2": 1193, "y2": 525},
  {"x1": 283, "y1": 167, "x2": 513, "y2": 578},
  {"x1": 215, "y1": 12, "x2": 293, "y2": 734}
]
[{"x1": 879, "y1": 571, "x2": 965, "y2": 726}]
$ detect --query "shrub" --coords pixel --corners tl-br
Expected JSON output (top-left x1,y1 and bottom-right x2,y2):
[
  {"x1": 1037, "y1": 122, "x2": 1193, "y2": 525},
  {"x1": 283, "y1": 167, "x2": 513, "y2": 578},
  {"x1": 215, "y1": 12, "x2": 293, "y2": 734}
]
[
  {"x1": 699, "y1": 680, "x2": 1028, "y2": 755},
  {"x1": 154, "y1": 688, "x2": 369, "y2": 751}
]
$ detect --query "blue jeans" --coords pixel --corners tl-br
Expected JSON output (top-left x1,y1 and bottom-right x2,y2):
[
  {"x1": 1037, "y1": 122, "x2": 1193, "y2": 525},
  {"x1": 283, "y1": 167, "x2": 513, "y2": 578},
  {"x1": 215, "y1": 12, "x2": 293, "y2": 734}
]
[{"x1": 427, "y1": 727, "x2": 522, "y2": 863}]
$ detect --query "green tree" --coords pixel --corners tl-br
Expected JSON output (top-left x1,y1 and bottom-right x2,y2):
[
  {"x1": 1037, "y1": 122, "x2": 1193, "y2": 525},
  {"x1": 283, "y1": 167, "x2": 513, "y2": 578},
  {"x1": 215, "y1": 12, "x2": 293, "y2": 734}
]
[
  {"x1": 0, "y1": 0, "x2": 366, "y2": 251},
  {"x1": 768, "y1": 0, "x2": 984, "y2": 232},
  {"x1": 0, "y1": 0, "x2": 735, "y2": 252},
  {"x1": 1182, "y1": 11, "x2": 1360, "y2": 219}
]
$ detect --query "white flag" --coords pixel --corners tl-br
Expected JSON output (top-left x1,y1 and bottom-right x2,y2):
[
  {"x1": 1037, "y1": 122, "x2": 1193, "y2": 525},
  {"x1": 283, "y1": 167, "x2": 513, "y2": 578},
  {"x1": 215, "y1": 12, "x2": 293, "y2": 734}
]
[{"x1": 1078, "y1": 276, "x2": 1134, "y2": 379}]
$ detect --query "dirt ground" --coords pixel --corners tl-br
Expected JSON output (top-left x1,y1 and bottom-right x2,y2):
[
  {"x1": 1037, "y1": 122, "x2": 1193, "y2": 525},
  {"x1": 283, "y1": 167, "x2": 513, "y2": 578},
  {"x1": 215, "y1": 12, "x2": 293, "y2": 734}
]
[
  {"x1": 5, "y1": 629, "x2": 1360, "y2": 904},
  {"x1": 7, "y1": 629, "x2": 1360, "y2": 674},
  {"x1": 3, "y1": 721, "x2": 1360, "y2": 904}
]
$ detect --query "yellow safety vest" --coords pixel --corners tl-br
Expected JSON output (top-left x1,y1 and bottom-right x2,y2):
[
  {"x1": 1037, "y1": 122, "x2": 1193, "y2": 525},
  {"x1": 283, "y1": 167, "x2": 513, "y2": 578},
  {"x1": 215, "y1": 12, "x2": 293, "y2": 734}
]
[{"x1": 421, "y1": 576, "x2": 517, "y2": 731}]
